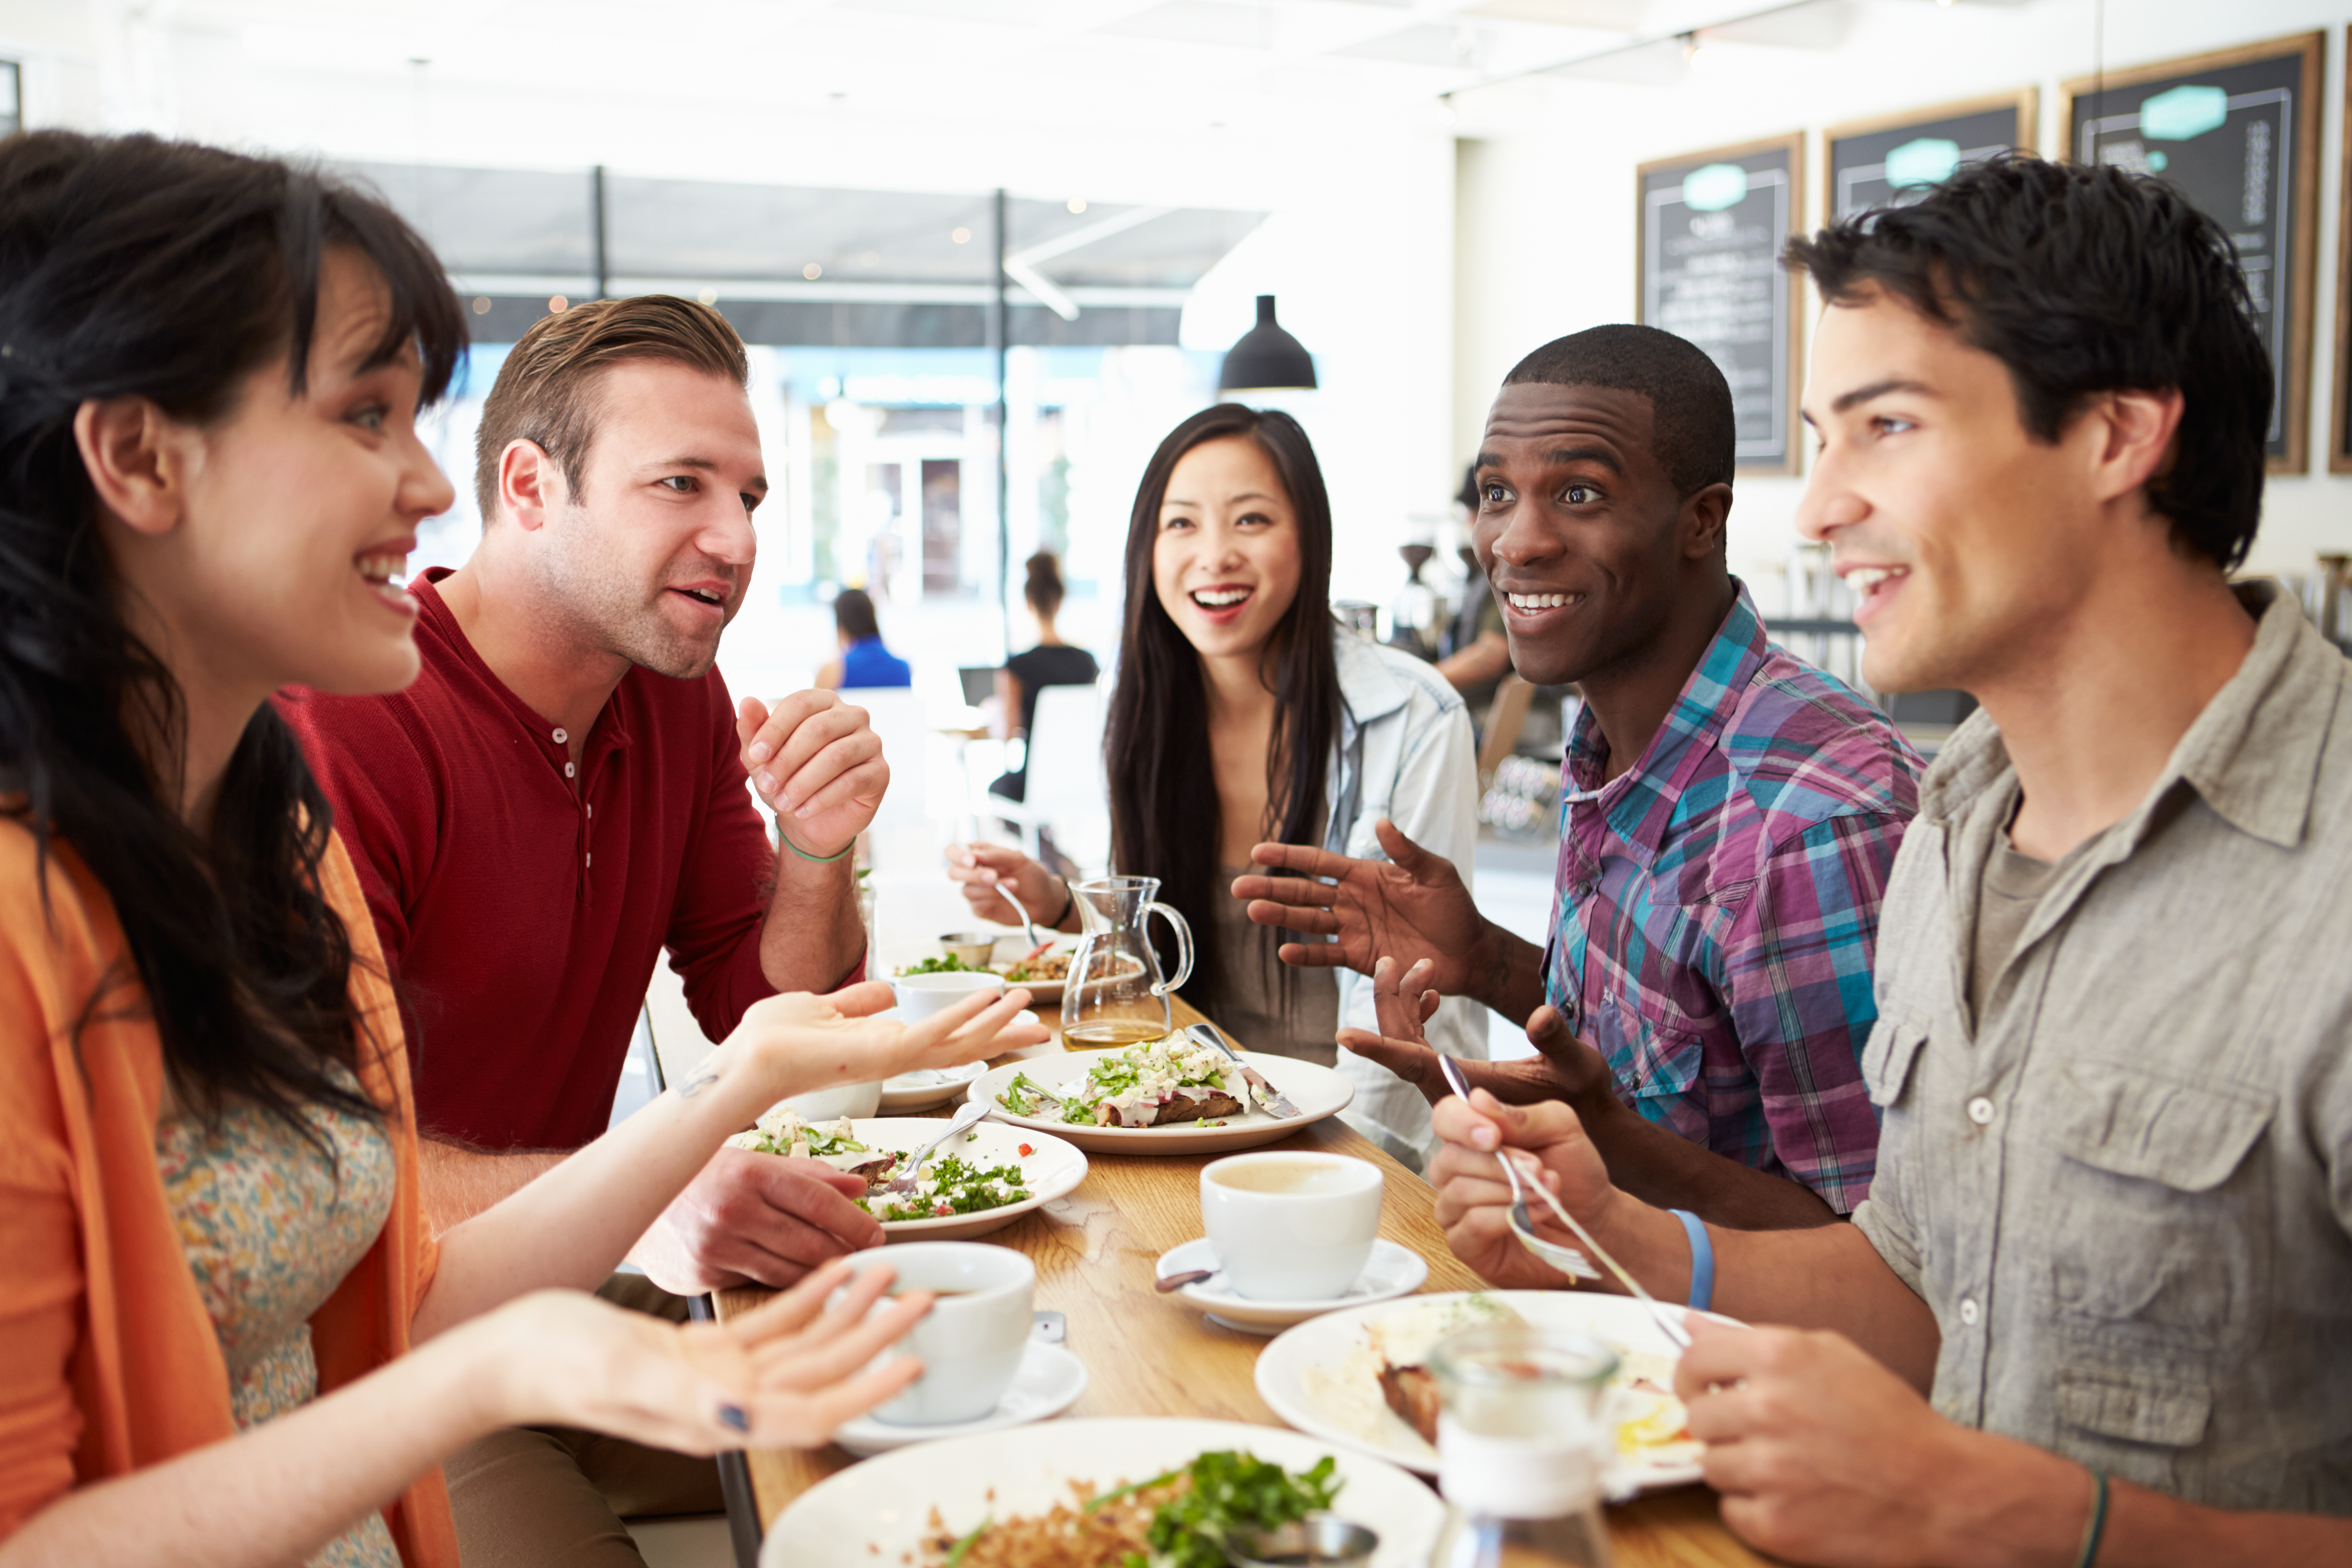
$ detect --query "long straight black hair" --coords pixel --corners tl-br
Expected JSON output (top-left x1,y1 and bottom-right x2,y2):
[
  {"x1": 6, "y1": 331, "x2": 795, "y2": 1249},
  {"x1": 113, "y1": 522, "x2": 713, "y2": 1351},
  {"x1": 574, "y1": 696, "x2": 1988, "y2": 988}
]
[
  {"x1": 1101, "y1": 405, "x2": 1342, "y2": 1015},
  {"x1": 0, "y1": 132, "x2": 465, "y2": 1137}
]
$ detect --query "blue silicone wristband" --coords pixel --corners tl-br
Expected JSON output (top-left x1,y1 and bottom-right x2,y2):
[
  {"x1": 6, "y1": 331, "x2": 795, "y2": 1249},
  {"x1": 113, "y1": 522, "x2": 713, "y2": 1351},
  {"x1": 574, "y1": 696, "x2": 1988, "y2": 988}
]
[{"x1": 1670, "y1": 1208, "x2": 1714, "y2": 1314}]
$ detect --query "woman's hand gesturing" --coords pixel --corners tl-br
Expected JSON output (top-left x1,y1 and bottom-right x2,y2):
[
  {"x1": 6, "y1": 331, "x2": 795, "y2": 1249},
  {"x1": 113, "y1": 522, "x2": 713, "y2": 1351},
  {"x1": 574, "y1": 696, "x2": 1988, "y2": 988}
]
[
  {"x1": 479, "y1": 1257, "x2": 930, "y2": 1454},
  {"x1": 696, "y1": 982, "x2": 1049, "y2": 1108}
]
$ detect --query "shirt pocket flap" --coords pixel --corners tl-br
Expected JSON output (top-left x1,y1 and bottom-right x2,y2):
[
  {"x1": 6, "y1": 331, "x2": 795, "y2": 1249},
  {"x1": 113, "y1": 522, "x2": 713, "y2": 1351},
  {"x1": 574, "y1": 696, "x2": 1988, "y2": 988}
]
[
  {"x1": 1860, "y1": 1015, "x2": 1928, "y2": 1109},
  {"x1": 2054, "y1": 1370, "x2": 2212, "y2": 1448},
  {"x1": 2046, "y1": 1062, "x2": 2272, "y2": 1193}
]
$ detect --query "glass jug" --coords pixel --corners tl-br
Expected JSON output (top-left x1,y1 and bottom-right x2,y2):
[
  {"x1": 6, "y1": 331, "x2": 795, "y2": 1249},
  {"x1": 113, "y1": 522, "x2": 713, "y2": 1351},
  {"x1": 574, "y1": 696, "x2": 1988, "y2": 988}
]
[
  {"x1": 1426, "y1": 1324, "x2": 1619, "y2": 1568},
  {"x1": 1060, "y1": 876, "x2": 1194, "y2": 1049}
]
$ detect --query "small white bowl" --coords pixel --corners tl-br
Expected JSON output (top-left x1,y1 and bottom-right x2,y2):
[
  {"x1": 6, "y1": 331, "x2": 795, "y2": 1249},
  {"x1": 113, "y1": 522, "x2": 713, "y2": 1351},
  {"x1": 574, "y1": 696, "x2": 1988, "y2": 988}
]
[
  {"x1": 893, "y1": 969, "x2": 1007, "y2": 1022},
  {"x1": 776, "y1": 1079, "x2": 882, "y2": 1121}
]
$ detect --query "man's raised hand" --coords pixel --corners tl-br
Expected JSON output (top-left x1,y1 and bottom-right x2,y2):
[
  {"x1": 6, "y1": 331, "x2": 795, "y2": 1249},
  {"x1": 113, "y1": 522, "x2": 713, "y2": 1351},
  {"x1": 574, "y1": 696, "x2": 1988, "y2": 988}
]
[
  {"x1": 737, "y1": 691, "x2": 890, "y2": 859},
  {"x1": 1230, "y1": 817, "x2": 1491, "y2": 996}
]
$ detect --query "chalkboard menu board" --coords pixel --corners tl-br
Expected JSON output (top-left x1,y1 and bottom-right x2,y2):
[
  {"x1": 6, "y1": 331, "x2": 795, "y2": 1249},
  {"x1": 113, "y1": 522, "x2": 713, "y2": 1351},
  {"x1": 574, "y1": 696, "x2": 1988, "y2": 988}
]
[
  {"x1": 2063, "y1": 33, "x2": 2323, "y2": 473},
  {"x1": 1637, "y1": 135, "x2": 1803, "y2": 475},
  {"x1": 1827, "y1": 92, "x2": 2035, "y2": 220},
  {"x1": 2332, "y1": 26, "x2": 2352, "y2": 474}
]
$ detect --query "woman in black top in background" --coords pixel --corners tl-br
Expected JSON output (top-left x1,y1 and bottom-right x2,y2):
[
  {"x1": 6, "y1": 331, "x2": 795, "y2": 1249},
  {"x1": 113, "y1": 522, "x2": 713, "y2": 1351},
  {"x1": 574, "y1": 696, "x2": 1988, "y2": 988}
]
[{"x1": 989, "y1": 552, "x2": 1099, "y2": 802}]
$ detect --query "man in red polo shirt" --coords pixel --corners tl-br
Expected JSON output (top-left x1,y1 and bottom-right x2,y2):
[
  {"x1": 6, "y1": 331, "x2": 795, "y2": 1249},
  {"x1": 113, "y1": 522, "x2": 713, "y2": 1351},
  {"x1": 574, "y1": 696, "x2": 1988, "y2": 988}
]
[{"x1": 282, "y1": 295, "x2": 1026, "y2": 1565}]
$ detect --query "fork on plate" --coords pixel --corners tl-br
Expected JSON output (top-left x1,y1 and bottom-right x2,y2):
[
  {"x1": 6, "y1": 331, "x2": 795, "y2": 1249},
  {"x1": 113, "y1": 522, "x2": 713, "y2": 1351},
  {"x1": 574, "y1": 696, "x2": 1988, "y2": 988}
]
[{"x1": 884, "y1": 1097, "x2": 992, "y2": 1194}]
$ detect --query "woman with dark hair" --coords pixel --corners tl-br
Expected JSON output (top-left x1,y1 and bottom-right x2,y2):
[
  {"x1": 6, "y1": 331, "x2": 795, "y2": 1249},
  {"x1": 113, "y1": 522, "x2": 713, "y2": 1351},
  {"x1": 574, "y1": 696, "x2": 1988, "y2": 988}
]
[
  {"x1": 948, "y1": 406, "x2": 1484, "y2": 1162},
  {"x1": 0, "y1": 132, "x2": 1030, "y2": 1566},
  {"x1": 816, "y1": 587, "x2": 912, "y2": 689},
  {"x1": 987, "y1": 551, "x2": 1100, "y2": 802}
]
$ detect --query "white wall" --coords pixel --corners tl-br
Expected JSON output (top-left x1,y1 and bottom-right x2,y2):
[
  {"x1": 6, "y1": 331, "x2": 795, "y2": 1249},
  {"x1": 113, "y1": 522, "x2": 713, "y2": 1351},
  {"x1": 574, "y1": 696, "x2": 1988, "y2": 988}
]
[{"x1": 1452, "y1": 0, "x2": 2352, "y2": 587}]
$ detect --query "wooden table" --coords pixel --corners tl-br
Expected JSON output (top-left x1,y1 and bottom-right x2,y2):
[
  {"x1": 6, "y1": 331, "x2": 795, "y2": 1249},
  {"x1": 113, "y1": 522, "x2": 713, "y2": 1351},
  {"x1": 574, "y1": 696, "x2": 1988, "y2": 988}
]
[{"x1": 715, "y1": 999, "x2": 1772, "y2": 1568}]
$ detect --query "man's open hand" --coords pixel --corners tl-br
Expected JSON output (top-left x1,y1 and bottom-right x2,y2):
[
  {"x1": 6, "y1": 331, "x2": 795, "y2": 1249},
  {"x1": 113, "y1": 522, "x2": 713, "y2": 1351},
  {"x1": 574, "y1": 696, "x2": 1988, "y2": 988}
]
[
  {"x1": 737, "y1": 691, "x2": 889, "y2": 859},
  {"x1": 1338, "y1": 957, "x2": 1625, "y2": 1115},
  {"x1": 1230, "y1": 818, "x2": 1491, "y2": 996},
  {"x1": 630, "y1": 1145, "x2": 884, "y2": 1294}
]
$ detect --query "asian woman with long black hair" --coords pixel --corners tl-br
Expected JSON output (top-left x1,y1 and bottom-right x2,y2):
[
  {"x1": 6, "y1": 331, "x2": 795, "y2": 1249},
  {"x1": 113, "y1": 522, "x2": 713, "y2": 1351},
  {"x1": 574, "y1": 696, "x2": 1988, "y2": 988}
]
[{"x1": 948, "y1": 405, "x2": 1485, "y2": 1163}]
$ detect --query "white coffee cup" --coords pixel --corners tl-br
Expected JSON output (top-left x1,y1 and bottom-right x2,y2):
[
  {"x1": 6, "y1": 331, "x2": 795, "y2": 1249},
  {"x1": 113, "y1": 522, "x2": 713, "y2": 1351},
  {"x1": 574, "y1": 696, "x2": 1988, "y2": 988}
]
[
  {"x1": 853, "y1": 1241, "x2": 1035, "y2": 1425},
  {"x1": 893, "y1": 969, "x2": 1006, "y2": 1023},
  {"x1": 1199, "y1": 1152, "x2": 1384, "y2": 1301}
]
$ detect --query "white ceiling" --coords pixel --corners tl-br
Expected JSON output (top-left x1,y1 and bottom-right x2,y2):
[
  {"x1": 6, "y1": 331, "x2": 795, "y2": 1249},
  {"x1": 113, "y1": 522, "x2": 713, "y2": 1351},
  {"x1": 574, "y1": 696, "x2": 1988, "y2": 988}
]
[{"x1": 118, "y1": 0, "x2": 2012, "y2": 139}]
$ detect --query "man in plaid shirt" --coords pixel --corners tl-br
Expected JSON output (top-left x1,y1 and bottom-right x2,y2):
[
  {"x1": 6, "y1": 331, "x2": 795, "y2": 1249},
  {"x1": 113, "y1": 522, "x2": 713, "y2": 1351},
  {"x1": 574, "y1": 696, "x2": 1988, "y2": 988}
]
[{"x1": 1236, "y1": 325, "x2": 1921, "y2": 1224}]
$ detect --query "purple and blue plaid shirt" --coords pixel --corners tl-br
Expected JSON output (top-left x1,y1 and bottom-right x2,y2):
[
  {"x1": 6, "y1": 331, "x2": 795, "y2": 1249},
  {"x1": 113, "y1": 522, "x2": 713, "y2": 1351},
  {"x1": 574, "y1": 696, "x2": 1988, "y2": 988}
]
[{"x1": 1543, "y1": 583, "x2": 1922, "y2": 1213}]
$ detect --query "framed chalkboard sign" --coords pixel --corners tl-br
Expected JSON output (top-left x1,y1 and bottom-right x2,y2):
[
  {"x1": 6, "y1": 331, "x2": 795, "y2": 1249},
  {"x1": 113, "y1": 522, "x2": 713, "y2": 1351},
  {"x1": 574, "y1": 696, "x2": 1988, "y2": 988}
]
[
  {"x1": 2062, "y1": 32, "x2": 2323, "y2": 474},
  {"x1": 1826, "y1": 91, "x2": 2036, "y2": 221},
  {"x1": 1637, "y1": 135, "x2": 1804, "y2": 476}
]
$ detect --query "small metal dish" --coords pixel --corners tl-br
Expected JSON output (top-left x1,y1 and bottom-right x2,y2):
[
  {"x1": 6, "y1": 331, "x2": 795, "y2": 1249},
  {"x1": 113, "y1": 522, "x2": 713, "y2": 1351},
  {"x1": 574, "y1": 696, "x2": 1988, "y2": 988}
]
[
  {"x1": 938, "y1": 931, "x2": 998, "y2": 967},
  {"x1": 1228, "y1": 1513, "x2": 1379, "y2": 1568}
]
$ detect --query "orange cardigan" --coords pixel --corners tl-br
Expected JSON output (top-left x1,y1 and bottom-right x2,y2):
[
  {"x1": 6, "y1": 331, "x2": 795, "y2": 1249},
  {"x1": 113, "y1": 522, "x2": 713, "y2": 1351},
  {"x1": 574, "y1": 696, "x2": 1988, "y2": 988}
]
[{"x1": 0, "y1": 821, "x2": 457, "y2": 1565}]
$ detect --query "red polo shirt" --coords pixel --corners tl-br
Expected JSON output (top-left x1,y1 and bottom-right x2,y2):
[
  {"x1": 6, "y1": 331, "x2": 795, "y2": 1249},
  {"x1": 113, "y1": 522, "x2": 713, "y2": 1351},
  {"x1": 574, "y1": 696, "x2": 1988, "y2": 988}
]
[{"x1": 279, "y1": 569, "x2": 779, "y2": 1151}]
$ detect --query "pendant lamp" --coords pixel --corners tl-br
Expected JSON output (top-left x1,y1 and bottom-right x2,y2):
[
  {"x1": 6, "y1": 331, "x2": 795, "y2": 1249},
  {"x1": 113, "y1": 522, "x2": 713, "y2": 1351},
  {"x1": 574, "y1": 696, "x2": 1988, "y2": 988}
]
[{"x1": 1217, "y1": 294, "x2": 1318, "y2": 392}]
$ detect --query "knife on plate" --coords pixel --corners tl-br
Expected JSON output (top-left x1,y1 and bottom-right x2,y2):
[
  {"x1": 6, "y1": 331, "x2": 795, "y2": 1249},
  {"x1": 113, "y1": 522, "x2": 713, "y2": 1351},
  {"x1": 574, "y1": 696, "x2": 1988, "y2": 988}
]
[{"x1": 1184, "y1": 1023, "x2": 1300, "y2": 1118}]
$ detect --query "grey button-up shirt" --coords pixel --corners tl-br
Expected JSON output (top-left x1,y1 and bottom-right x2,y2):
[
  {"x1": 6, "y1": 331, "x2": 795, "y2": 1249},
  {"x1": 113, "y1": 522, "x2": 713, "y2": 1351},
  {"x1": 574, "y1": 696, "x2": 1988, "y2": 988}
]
[{"x1": 1853, "y1": 584, "x2": 2352, "y2": 1513}]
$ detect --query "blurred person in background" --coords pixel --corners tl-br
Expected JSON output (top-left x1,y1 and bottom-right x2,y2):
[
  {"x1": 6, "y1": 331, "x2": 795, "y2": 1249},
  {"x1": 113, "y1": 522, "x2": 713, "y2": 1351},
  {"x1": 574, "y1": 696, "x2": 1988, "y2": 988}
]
[
  {"x1": 0, "y1": 131, "x2": 1033, "y2": 1568},
  {"x1": 1434, "y1": 463, "x2": 1514, "y2": 716},
  {"x1": 1240, "y1": 326, "x2": 1922, "y2": 1228},
  {"x1": 988, "y1": 550, "x2": 1100, "y2": 802},
  {"x1": 816, "y1": 586, "x2": 911, "y2": 689},
  {"x1": 280, "y1": 294, "x2": 1047, "y2": 1566},
  {"x1": 948, "y1": 405, "x2": 1484, "y2": 1165}
]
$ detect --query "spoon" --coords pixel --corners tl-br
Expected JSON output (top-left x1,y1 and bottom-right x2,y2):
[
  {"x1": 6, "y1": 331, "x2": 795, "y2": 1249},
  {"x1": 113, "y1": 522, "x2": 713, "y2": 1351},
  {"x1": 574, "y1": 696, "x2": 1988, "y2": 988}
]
[
  {"x1": 884, "y1": 1097, "x2": 992, "y2": 1194},
  {"x1": 1155, "y1": 1267, "x2": 1220, "y2": 1294}
]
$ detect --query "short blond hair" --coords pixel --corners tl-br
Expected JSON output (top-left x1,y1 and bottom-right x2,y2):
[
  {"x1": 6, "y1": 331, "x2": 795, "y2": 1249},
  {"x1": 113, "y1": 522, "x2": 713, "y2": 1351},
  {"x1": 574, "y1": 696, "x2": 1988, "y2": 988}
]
[{"x1": 472, "y1": 294, "x2": 748, "y2": 521}]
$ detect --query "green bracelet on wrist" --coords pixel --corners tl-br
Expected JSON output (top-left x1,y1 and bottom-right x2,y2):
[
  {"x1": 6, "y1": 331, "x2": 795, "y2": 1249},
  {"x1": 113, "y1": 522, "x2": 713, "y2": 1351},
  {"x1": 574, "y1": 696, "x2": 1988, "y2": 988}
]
[
  {"x1": 2073, "y1": 1470, "x2": 2109, "y2": 1568},
  {"x1": 777, "y1": 824, "x2": 854, "y2": 863}
]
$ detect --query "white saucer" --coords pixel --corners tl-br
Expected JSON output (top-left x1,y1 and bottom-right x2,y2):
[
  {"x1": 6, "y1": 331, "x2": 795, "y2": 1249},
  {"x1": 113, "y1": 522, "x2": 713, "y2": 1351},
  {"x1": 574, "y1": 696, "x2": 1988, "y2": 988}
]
[
  {"x1": 877, "y1": 1060, "x2": 990, "y2": 1112},
  {"x1": 1155, "y1": 1238, "x2": 1429, "y2": 1335},
  {"x1": 831, "y1": 1339, "x2": 1089, "y2": 1456}
]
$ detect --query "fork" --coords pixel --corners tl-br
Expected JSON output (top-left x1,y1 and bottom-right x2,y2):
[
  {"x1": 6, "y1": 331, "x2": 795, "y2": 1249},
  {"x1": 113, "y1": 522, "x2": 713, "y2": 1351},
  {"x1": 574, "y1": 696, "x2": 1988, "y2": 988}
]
[
  {"x1": 1184, "y1": 1024, "x2": 1301, "y2": 1118},
  {"x1": 1435, "y1": 1054, "x2": 1691, "y2": 1349},
  {"x1": 884, "y1": 1097, "x2": 992, "y2": 1193}
]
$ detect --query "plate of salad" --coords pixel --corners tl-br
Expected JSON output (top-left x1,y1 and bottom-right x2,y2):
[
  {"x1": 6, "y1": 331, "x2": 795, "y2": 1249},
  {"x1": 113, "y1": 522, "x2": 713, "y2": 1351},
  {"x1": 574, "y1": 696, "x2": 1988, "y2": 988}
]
[
  {"x1": 892, "y1": 940, "x2": 1080, "y2": 1004},
  {"x1": 761, "y1": 1417, "x2": 1443, "y2": 1568},
  {"x1": 965, "y1": 1037, "x2": 1354, "y2": 1155},
  {"x1": 725, "y1": 1110, "x2": 1087, "y2": 1239}
]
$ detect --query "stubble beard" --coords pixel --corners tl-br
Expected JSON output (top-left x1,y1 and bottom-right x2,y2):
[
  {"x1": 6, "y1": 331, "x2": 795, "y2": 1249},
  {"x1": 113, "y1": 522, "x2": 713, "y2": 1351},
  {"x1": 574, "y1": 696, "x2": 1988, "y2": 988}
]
[{"x1": 533, "y1": 520, "x2": 732, "y2": 681}]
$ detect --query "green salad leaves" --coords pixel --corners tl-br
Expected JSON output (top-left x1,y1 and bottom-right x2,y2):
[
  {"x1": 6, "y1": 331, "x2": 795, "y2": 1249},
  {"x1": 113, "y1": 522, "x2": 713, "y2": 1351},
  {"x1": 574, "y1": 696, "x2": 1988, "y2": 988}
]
[{"x1": 1089, "y1": 1451, "x2": 1341, "y2": 1568}]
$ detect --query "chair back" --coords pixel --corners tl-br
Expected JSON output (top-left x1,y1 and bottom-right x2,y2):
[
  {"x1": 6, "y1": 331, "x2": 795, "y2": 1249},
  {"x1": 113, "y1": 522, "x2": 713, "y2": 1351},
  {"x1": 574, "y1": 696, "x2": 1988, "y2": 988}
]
[
  {"x1": 850, "y1": 687, "x2": 937, "y2": 828},
  {"x1": 1023, "y1": 681, "x2": 1108, "y2": 825}
]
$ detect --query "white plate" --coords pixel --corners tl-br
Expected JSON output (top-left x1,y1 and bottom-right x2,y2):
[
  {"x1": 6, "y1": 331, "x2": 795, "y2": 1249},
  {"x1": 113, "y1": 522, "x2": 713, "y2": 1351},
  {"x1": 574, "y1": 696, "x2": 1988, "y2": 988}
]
[
  {"x1": 1254, "y1": 1290, "x2": 1728, "y2": 1497},
  {"x1": 763, "y1": 1416, "x2": 1445, "y2": 1568},
  {"x1": 832, "y1": 1340, "x2": 1089, "y2": 1456},
  {"x1": 877, "y1": 1059, "x2": 990, "y2": 1113},
  {"x1": 805, "y1": 1118, "x2": 1087, "y2": 1240},
  {"x1": 988, "y1": 934, "x2": 1075, "y2": 1004},
  {"x1": 967, "y1": 1051, "x2": 1355, "y2": 1155},
  {"x1": 1157, "y1": 1238, "x2": 1429, "y2": 1335}
]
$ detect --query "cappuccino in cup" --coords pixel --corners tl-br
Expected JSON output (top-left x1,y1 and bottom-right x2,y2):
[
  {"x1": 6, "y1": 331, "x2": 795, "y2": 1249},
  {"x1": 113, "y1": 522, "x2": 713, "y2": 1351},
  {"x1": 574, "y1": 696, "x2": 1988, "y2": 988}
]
[{"x1": 1199, "y1": 1152, "x2": 1383, "y2": 1301}]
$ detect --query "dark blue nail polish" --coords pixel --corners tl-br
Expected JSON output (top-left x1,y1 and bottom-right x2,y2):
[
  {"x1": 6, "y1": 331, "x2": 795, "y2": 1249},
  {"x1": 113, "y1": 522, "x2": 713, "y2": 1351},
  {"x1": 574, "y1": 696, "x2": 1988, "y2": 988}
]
[{"x1": 718, "y1": 1403, "x2": 750, "y2": 1432}]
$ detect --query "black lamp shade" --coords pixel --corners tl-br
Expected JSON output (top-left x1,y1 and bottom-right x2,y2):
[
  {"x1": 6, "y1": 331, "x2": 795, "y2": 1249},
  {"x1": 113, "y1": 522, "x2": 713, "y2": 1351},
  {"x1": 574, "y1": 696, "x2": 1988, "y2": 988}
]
[{"x1": 1217, "y1": 294, "x2": 1317, "y2": 392}]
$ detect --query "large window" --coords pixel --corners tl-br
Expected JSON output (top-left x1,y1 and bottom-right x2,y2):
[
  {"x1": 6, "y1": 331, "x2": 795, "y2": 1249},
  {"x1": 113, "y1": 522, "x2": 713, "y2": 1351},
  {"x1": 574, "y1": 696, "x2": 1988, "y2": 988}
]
[{"x1": 0, "y1": 61, "x2": 21, "y2": 137}]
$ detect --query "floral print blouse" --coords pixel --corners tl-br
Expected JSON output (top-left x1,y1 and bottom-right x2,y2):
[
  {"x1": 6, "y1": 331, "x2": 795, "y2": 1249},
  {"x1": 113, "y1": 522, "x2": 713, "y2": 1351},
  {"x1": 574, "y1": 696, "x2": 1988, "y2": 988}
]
[{"x1": 157, "y1": 1059, "x2": 400, "y2": 1568}]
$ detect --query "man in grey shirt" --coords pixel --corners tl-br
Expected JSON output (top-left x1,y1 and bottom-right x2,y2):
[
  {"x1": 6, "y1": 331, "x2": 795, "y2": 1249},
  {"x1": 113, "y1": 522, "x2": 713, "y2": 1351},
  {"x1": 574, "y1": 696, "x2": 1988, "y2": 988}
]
[{"x1": 1421, "y1": 154, "x2": 2352, "y2": 1564}]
